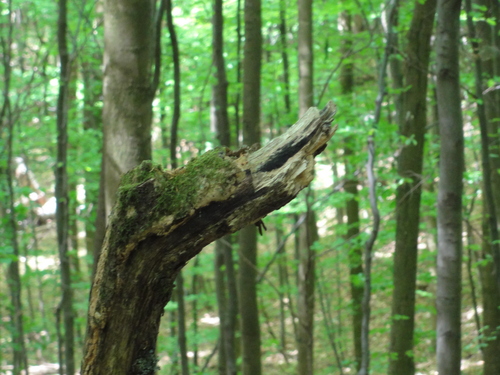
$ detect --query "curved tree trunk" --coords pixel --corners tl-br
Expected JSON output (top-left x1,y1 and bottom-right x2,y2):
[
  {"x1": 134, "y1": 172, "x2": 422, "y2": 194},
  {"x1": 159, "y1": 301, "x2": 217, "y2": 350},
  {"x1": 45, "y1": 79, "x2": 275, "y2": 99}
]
[{"x1": 80, "y1": 102, "x2": 336, "y2": 375}]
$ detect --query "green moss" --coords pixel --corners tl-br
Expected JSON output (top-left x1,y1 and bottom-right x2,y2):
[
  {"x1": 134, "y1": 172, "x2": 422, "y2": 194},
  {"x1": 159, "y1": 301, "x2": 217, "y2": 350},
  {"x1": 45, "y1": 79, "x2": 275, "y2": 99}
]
[
  {"x1": 155, "y1": 148, "x2": 236, "y2": 215},
  {"x1": 109, "y1": 149, "x2": 239, "y2": 252}
]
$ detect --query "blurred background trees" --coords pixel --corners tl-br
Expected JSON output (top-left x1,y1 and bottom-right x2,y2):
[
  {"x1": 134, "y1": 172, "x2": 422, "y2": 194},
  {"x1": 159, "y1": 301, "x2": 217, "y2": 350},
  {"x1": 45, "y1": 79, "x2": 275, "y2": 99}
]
[{"x1": 0, "y1": 0, "x2": 499, "y2": 374}]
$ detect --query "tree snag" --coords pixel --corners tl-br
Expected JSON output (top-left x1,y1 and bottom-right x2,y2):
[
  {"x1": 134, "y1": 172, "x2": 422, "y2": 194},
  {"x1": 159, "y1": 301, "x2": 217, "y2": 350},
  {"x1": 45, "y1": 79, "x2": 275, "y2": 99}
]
[{"x1": 81, "y1": 101, "x2": 337, "y2": 375}]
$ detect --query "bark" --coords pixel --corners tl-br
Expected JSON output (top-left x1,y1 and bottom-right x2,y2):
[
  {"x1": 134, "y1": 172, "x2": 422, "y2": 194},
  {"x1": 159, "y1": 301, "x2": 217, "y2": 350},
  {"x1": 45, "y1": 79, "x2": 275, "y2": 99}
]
[
  {"x1": 82, "y1": 48, "x2": 102, "y2": 262},
  {"x1": 479, "y1": 213, "x2": 500, "y2": 375},
  {"x1": 338, "y1": 11, "x2": 363, "y2": 369},
  {"x1": 166, "y1": 0, "x2": 180, "y2": 170},
  {"x1": 298, "y1": 0, "x2": 313, "y2": 114},
  {"x1": 358, "y1": 0, "x2": 395, "y2": 370},
  {"x1": 80, "y1": 102, "x2": 336, "y2": 375},
  {"x1": 56, "y1": 0, "x2": 75, "y2": 372},
  {"x1": 102, "y1": 0, "x2": 154, "y2": 217},
  {"x1": 296, "y1": 203, "x2": 318, "y2": 375},
  {"x1": 279, "y1": 0, "x2": 291, "y2": 114},
  {"x1": 212, "y1": 0, "x2": 238, "y2": 372},
  {"x1": 297, "y1": 0, "x2": 317, "y2": 373},
  {"x1": 234, "y1": 0, "x2": 243, "y2": 142},
  {"x1": 435, "y1": 0, "x2": 464, "y2": 372},
  {"x1": 1, "y1": 1, "x2": 28, "y2": 372},
  {"x1": 165, "y1": 2, "x2": 189, "y2": 374},
  {"x1": 387, "y1": 1, "x2": 436, "y2": 374},
  {"x1": 465, "y1": 0, "x2": 500, "y2": 294},
  {"x1": 214, "y1": 240, "x2": 228, "y2": 375},
  {"x1": 475, "y1": 0, "x2": 500, "y2": 372},
  {"x1": 176, "y1": 272, "x2": 189, "y2": 375},
  {"x1": 239, "y1": 0, "x2": 262, "y2": 373}
]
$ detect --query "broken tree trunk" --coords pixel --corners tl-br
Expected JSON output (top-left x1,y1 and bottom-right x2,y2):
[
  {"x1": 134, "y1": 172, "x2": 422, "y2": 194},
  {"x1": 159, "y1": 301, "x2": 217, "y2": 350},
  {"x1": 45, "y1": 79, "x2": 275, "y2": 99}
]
[{"x1": 81, "y1": 102, "x2": 336, "y2": 375}]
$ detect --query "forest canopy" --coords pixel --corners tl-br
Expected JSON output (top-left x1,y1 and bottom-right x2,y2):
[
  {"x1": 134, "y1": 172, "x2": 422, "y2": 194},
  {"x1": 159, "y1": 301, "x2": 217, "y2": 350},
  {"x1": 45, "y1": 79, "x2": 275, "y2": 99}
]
[{"x1": 0, "y1": 0, "x2": 499, "y2": 374}]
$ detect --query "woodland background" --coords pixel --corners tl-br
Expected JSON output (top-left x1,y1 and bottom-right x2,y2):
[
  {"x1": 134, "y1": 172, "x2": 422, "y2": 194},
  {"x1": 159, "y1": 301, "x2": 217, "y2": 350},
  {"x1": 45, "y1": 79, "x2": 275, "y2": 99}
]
[{"x1": 0, "y1": 0, "x2": 498, "y2": 374}]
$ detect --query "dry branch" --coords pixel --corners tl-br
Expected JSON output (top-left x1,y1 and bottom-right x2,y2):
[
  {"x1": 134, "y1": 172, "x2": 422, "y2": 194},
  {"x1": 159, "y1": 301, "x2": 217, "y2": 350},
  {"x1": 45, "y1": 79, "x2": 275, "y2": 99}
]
[{"x1": 81, "y1": 101, "x2": 337, "y2": 375}]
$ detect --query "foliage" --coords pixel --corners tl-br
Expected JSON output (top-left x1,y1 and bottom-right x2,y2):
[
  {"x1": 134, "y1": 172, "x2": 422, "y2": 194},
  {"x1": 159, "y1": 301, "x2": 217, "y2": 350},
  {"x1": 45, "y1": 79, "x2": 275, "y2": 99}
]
[{"x1": 0, "y1": 0, "x2": 495, "y2": 373}]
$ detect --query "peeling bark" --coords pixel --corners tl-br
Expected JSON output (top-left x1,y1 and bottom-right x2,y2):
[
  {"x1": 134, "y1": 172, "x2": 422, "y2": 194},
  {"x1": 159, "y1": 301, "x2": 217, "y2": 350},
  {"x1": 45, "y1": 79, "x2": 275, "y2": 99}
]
[{"x1": 81, "y1": 102, "x2": 336, "y2": 374}]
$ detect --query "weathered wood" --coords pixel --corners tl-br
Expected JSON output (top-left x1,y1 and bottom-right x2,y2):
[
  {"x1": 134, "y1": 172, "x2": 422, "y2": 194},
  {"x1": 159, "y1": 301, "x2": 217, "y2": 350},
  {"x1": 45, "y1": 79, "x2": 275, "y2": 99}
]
[{"x1": 81, "y1": 102, "x2": 337, "y2": 375}]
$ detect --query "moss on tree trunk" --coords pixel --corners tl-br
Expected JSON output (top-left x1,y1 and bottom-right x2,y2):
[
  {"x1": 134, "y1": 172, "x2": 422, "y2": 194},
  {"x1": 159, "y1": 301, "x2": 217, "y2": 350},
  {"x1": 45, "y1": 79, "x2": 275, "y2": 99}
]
[{"x1": 81, "y1": 102, "x2": 336, "y2": 375}]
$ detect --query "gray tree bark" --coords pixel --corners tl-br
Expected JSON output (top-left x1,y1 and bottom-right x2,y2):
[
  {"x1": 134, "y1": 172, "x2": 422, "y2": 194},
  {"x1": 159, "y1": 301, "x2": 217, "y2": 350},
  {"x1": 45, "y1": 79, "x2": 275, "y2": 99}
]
[
  {"x1": 435, "y1": 0, "x2": 464, "y2": 371},
  {"x1": 102, "y1": 0, "x2": 154, "y2": 219}
]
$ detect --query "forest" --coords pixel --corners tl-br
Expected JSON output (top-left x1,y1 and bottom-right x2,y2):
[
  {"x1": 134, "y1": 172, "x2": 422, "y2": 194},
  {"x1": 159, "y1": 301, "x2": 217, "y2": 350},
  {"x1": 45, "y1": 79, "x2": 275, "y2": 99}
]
[{"x1": 0, "y1": 0, "x2": 499, "y2": 374}]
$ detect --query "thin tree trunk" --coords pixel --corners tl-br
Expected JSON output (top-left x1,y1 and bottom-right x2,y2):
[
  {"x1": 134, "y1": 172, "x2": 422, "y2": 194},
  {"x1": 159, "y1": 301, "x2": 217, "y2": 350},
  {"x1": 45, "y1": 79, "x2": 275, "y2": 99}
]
[
  {"x1": 81, "y1": 50, "x2": 102, "y2": 264},
  {"x1": 214, "y1": 241, "x2": 228, "y2": 375},
  {"x1": 276, "y1": 226, "x2": 290, "y2": 363},
  {"x1": 479, "y1": 210, "x2": 500, "y2": 375},
  {"x1": 465, "y1": 0, "x2": 500, "y2": 294},
  {"x1": 211, "y1": 1, "x2": 238, "y2": 369},
  {"x1": 165, "y1": 2, "x2": 189, "y2": 373},
  {"x1": 297, "y1": 0, "x2": 316, "y2": 372},
  {"x1": 176, "y1": 272, "x2": 189, "y2": 375},
  {"x1": 296, "y1": 199, "x2": 317, "y2": 375},
  {"x1": 234, "y1": 0, "x2": 243, "y2": 142},
  {"x1": 387, "y1": 1, "x2": 436, "y2": 374},
  {"x1": 435, "y1": 0, "x2": 464, "y2": 371},
  {"x1": 1, "y1": 1, "x2": 28, "y2": 372},
  {"x1": 298, "y1": 0, "x2": 313, "y2": 116},
  {"x1": 474, "y1": 0, "x2": 500, "y2": 372},
  {"x1": 56, "y1": 0, "x2": 75, "y2": 372},
  {"x1": 238, "y1": 0, "x2": 262, "y2": 373},
  {"x1": 279, "y1": 0, "x2": 291, "y2": 114},
  {"x1": 338, "y1": 11, "x2": 363, "y2": 369},
  {"x1": 357, "y1": 0, "x2": 395, "y2": 370}
]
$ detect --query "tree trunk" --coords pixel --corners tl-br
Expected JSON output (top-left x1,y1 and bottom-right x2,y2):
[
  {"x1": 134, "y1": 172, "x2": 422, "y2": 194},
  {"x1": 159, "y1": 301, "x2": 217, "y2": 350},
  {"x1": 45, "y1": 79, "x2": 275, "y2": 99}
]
[
  {"x1": 479, "y1": 209, "x2": 500, "y2": 375},
  {"x1": 387, "y1": 1, "x2": 436, "y2": 374},
  {"x1": 238, "y1": 0, "x2": 263, "y2": 373},
  {"x1": 296, "y1": 202, "x2": 317, "y2": 375},
  {"x1": 1, "y1": 1, "x2": 28, "y2": 372},
  {"x1": 279, "y1": 0, "x2": 291, "y2": 114},
  {"x1": 56, "y1": 0, "x2": 75, "y2": 372},
  {"x1": 164, "y1": 2, "x2": 189, "y2": 374},
  {"x1": 435, "y1": 0, "x2": 464, "y2": 371},
  {"x1": 80, "y1": 102, "x2": 336, "y2": 374},
  {"x1": 338, "y1": 11, "x2": 363, "y2": 369},
  {"x1": 81, "y1": 45, "x2": 102, "y2": 264},
  {"x1": 297, "y1": 0, "x2": 316, "y2": 373},
  {"x1": 212, "y1": 0, "x2": 238, "y2": 372},
  {"x1": 102, "y1": 0, "x2": 154, "y2": 218},
  {"x1": 475, "y1": 0, "x2": 500, "y2": 372}
]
